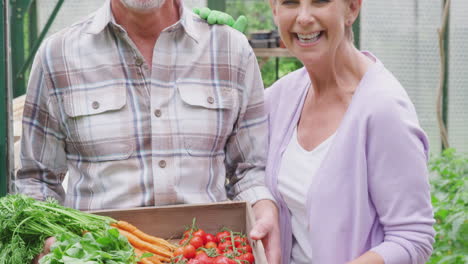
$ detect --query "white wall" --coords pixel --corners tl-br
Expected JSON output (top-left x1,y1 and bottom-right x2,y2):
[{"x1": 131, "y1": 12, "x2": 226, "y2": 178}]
[{"x1": 361, "y1": 0, "x2": 443, "y2": 154}]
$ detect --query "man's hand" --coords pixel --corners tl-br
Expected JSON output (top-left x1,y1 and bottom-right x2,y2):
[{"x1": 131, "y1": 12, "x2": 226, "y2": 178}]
[
  {"x1": 32, "y1": 237, "x2": 55, "y2": 264},
  {"x1": 250, "y1": 199, "x2": 281, "y2": 264},
  {"x1": 193, "y1": 7, "x2": 248, "y2": 33}
]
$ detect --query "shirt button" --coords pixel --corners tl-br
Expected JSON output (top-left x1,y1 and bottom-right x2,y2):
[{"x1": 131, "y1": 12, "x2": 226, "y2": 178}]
[
  {"x1": 92, "y1": 101, "x2": 100, "y2": 109},
  {"x1": 135, "y1": 57, "x2": 144, "y2": 67},
  {"x1": 207, "y1": 96, "x2": 215, "y2": 104},
  {"x1": 154, "y1": 109, "x2": 162, "y2": 118},
  {"x1": 158, "y1": 160, "x2": 166, "y2": 168}
]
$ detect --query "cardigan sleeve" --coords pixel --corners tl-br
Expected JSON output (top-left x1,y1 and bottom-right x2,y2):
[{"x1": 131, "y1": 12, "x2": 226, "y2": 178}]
[{"x1": 366, "y1": 94, "x2": 435, "y2": 264}]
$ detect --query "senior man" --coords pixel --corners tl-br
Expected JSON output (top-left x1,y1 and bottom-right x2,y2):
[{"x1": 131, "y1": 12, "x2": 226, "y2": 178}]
[{"x1": 17, "y1": 0, "x2": 280, "y2": 263}]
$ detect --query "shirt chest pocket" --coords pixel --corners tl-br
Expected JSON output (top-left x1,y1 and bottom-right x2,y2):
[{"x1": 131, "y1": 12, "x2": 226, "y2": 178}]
[
  {"x1": 177, "y1": 84, "x2": 237, "y2": 156},
  {"x1": 62, "y1": 86, "x2": 134, "y2": 162}
]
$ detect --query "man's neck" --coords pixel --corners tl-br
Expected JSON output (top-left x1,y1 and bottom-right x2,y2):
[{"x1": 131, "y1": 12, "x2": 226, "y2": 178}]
[{"x1": 111, "y1": 0, "x2": 180, "y2": 41}]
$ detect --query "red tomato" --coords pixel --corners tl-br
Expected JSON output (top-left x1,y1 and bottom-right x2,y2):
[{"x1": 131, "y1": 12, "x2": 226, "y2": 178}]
[
  {"x1": 188, "y1": 259, "x2": 203, "y2": 264},
  {"x1": 179, "y1": 237, "x2": 189, "y2": 246},
  {"x1": 233, "y1": 236, "x2": 245, "y2": 247},
  {"x1": 223, "y1": 249, "x2": 241, "y2": 258},
  {"x1": 217, "y1": 241, "x2": 233, "y2": 252},
  {"x1": 212, "y1": 247, "x2": 222, "y2": 255},
  {"x1": 205, "y1": 233, "x2": 217, "y2": 244},
  {"x1": 213, "y1": 256, "x2": 237, "y2": 264},
  {"x1": 195, "y1": 250, "x2": 206, "y2": 256},
  {"x1": 184, "y1": 228, "x2": 195, "y2": 238},
  {"x1": 205, "y1": 241, "x2": 218, "y2": 249},
  {"x1": 193, "y1": 229, "x2": 207, "y2": 243},
  {"x1": 216, "y1": 231, "x2": 231, "y2": 242},
  {"x1": 195, "y1": 251, "x2": 215, "y2": 264},
  {"x1": 174, "y1": 247, "x2": 184, "y2": 257},
  {"x1": 190, "y1": 236, "x2": 205, "y2": 249},
  {"x1": 237, "y1": 244, "x2": 253, "y2": 253},
  {"x1": 172, "y1": 255, "x2": 188, "y2": 263},
  {"x1": 183, "y1": 244, "x2": 197, "y2": 259},
  {"x1": 236, "y1": 252, "x2": 255, "y2": 264}
]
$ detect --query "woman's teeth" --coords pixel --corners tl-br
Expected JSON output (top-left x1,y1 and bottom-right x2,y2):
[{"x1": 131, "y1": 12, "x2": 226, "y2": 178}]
[{"x1": 297, "y1": 32, "x2": 321, "y2": 43}]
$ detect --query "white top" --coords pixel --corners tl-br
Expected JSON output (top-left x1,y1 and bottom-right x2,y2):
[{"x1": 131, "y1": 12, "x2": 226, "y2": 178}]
[{"x1": 278, "y1": 127, "x2": 336, "y2": 264}]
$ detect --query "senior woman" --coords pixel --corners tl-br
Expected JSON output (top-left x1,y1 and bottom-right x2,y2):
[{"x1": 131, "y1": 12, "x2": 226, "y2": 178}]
[
  {"x1": 198, "y1": 0, "x2": 435, "y2": 263},
  {"x1": 264, "y1": 0, "x2": 435, "y2": 264}
]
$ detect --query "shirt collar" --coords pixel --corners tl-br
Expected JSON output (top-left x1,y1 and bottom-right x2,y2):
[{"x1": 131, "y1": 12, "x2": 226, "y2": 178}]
[
  {"x1": 85, "y1": 0, "x2": 200, "y2": 43},
  {"x1": 85, "y1": 0, "x2": 113, "y2": 35}
]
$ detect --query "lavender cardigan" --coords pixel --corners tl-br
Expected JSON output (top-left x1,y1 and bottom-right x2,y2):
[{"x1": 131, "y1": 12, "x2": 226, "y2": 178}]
[{"x1": 265, "y1": 55, "x2": 435, "y2": 264}]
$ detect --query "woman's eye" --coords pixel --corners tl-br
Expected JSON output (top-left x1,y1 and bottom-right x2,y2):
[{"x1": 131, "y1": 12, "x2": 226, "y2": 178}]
[{"x1": 281, "y1": 0, "x2": 298, "y2": 5}]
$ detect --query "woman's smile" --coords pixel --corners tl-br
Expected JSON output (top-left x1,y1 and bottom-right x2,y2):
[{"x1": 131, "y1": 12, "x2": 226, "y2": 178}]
[{"x1": 294, "y1": 31, "x2": 324, "y2": 47}]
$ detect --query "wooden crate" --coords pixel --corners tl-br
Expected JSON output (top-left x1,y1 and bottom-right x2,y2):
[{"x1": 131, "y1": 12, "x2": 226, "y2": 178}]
[{"x1": 93, "y1": 201, "x2": 267, "y2": 263}]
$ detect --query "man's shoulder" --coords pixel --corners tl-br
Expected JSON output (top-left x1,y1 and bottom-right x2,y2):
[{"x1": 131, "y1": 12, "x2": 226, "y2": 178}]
[
  {"x1": 39, "y1": 12, "x2": 97, "y2": 50},
  {"x1": 189, "y1": 14, "x2": 251, "y2": 53}
]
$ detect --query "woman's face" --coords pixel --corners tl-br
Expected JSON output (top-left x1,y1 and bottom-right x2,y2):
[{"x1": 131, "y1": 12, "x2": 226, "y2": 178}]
[{"x1": 271, "y1": 0, "x2": 355, "y2": 65}]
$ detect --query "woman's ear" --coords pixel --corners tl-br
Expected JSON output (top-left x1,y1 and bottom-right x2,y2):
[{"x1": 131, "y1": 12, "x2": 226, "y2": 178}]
[{"x1": 346, "y1": 0, "x2": 362, "y2": 26}]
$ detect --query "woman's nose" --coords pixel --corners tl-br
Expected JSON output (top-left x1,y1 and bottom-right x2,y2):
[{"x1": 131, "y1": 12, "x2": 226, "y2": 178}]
[{"x1": 296, "y1": 7, "x2": 314, "y2": 26}]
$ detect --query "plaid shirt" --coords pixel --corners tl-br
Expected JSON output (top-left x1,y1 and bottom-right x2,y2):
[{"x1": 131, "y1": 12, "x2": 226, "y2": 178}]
[{"x1": 16, "y1": 0, "x2": 273, "y2": 210}]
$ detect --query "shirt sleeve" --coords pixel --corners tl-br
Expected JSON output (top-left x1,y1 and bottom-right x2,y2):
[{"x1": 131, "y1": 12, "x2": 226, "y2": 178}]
[
  {"x1": 366, "y1": 95, "x2": 435, "y2": 264},
  {"x1": 224, "y1": 46, "x2": 275, "y2": 205},
  {"x1": 15, "y1": 44, "x2": 68, "y2": 203}
]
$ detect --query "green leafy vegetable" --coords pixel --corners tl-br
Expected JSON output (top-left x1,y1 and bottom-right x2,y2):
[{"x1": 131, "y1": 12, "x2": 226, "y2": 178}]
[
  {"x1": 427, "y1": 149, "x2": 468, "y2": 264},
  {"x1": 39, "y1": 228, "x2": 136, "y2": 264},
  {"x1": 0, "y1": 194, "x2": 136, "y2": 264}
]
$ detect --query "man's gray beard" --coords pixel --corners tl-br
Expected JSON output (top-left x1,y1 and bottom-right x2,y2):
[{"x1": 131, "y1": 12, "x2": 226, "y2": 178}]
[{"x1": 120, "y1": 0, "x2": 166, "y2": 10}]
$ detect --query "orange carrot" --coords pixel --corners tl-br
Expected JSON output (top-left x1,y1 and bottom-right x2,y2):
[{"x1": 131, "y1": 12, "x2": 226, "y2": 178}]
[
  {"x1": 133, "y1": 229, "x2": 176, "y2": 251},
  {"x1": 113, "y1": 221, "x2": 176, "y2": 251},
  {"x1": 147, "y1": 256, "x2": 163, "y2": 264},
  {"x1": 114, "y1": 221, "x2": 137, "y2": 232},
  {"x1": 118, "y1": 228, "x2": 173, "y2": 258},
  {"x1": 147, "y1": 254, "x2": 167, "y2": 263},
  {"x1": 135, "y1": 248, "x2": 161, "y2": 264},
  {"x1": 138, "y1": 258, "x2": 154, "y2": 264}
]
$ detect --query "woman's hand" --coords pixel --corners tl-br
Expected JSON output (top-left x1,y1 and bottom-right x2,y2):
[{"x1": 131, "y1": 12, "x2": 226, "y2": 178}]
[
  {"x1": 32, "y1": 237, "x2": 55, "y2": 264},
  {"x1": 250, "y1": 199, "x2": 281, "y2": 264}
]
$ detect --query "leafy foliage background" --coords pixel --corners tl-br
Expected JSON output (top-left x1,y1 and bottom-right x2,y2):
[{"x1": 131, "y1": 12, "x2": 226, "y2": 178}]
[
  {"x1": 226, "y1": 1, "x2": 303, "y2": 88},
  {"x1": 428, "y1": 149, "x2": 468, "y2": 264}
]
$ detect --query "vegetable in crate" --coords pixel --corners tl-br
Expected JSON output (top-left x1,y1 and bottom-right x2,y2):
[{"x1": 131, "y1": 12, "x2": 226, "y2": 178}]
[
  {"x1": 39, "y1": 229, "x2": 137, "y2": 264},
  {"x1": 0, "y1": 194, "x2": 136, "y2": 264},
  {"x1": 112, "y1": 220, "x2": 176, "y2": 263},
  {"x1": 172, "y1": 220, "x2": 255, "y2": 264}
]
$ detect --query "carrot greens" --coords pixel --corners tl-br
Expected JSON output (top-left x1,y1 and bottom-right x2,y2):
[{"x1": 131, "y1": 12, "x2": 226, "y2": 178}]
[{"x1": 0, "y1": 194, "x2": 137, "y2": 264}]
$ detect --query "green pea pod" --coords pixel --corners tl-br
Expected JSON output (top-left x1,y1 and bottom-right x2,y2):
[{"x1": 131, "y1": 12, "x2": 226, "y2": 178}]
[
  {"x1": 233, "y1": 15, "x2": 248, "y2": 33},
  {"x1": 199, "y1": 7, "x2": 211, "y2": 19},
  {"x1": 192, "y1": 7, "x2": 201, "y2": 15}
]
